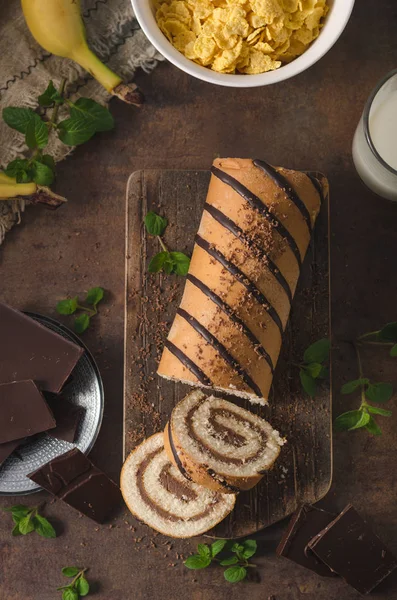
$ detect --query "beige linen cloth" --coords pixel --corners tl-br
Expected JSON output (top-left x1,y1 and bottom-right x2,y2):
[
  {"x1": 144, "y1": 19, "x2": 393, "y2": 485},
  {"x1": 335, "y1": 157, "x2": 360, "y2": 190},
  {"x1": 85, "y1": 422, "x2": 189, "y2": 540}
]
[{"x1": 0, "y1": 0, "x2": 162, "y2": 244}]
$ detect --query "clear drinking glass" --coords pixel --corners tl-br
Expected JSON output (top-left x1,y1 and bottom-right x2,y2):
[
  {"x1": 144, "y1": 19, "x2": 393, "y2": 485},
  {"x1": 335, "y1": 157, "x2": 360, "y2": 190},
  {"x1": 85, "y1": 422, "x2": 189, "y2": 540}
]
[{"x1": 352, "y1": 69, "x2": 397, "y2": 201}]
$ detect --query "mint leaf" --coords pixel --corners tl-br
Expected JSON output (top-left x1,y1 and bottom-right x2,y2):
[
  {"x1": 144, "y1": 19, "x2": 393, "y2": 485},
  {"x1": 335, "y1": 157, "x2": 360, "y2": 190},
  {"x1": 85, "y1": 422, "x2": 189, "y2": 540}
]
[
  {"x1": 74, "y1": 313, "x2": 90, "y2": 334},
  {"x1": 33, "y1": 514, "x2": 56, "y2": 538},
  {"x1": 169, "y1": 251, "x2": 190, "y2": 276},
  {"x1": 348, "y1": 409, "x2": 370, "y2": 430},
  {"x1": 69, "y1": 98, "x2": 114, "y2": 133},
  {"x1": 211, "y1": 539, "x2": 227, "y2": 557},
  {"x1": 75, "y1": 576, "x2": 90, "y2": 596},
  {"x1": 148, "y1": 251, "x2": 169, "y2": 273},
  {"x1": 25, "y1": 115, "x2": 48, "y2": 149},
  {"x1": 4, "y1": 158, "x2": 33, "y2": 183},
  {"x1": 62, "y1": 589, "x2": 78, "y2": 600},
  {"x1": 62, "y1": 567, "x2": 80, "y2": 577},
  {"x1": 32, "y1": 160, "x2": 54, "y2": 186},
  {"x1": 367, "y1": 406, "x2": 392, "y2": 417},
  {"x1": 305, "y1": 362, "x2": 323, "y2": 379},
  {"x1": 390, "y1": 344, "x2": 397, "y2": 357},
  {"x1": 2, "y1": 504, "x2": 30, "y2": 516},
  {"x1": 12, "y1": 524, "x2": 22, "y2": 536},
  {"x1": 365, "y1": 382, "x2": 393, "y2": 404},
  {"x1": 85, "y1": 287, "x2": 104, "y2": 307},
  {"x1": 241, "y1": 539, "x2": 257, "y2": 559},
  {"x1": 334, "y1": 410, "x2": 365, "y2": 432},
  {"x1": 224, "y1": 566, "x2": 247, "y2": 583},
  {"x1": 318, "y1": 365, "x2": 329, "y2": 379},
  {"x1": 341, "y1": 378, "x2": 369, "y2": 395},
  {"x1": 56, "y1": 297, "x2": 78, "y2": 315},
  {"x1": 184, "y1": 555, "x2": 211, "y2": 570},
  {"x1": 365, "y1": 417, "x2": 382, "y2": 436},
  {"x1": 300, "y1": 369, "x2": 316, "y2": 397},
  {"x1": 38, "y1": 81, "x2": 63, "y2": 107},
  {"x1": 197, "y1": 544, "x2": 211, "y2": 559},
  {"x1": 58, "y1": 117, "x2": 96, "y2": 146},
  {"x1": 303, "y1": 338, "x2": 330, "y2": 364},
  {"x1": 2, "y1": 107, "x2": 37, "y2": 134},
  {"x1": 378, "y1": 322, "x2": 397, "y2": 342},
  {"x1": 41, "y1": 154, "x2": 56, "y2": 173},
  {"x1": 18, "y1": 514, "x2": 35, "y2": 535},
  {"x1": 220, "y1": 556, "x2": 239, "y2": 566},
  {"x1": 145, "y1": 211, "x2": 168, "y2": 237}
]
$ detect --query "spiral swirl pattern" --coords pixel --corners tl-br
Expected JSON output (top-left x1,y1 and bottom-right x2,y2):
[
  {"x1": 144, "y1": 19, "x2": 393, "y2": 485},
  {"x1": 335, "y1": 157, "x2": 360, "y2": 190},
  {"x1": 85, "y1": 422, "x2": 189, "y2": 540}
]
[{"x1": 121, "y1": 433, "x2": 235, "y2": 538}]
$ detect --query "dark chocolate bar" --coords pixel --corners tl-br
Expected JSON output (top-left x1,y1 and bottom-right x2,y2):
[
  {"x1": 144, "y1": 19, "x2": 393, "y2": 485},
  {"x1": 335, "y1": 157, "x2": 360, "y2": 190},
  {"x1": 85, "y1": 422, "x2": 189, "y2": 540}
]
[
  {"x1": 0, "y1": 439, "x2": 22, "y2": 466},
  {"x1": 276, "y1": 504, "x2": 336, "y2": 577},
  {"x1": 28, "y1": 448, "x2": 121, "y2": 523},
  {"x1": 0, "y1": 380, "x2": 56, "y2": 444},
  {"x1": 0, "y1": 302, "x2": 83, "y2": 393},
  {"x1": 308, "y1": 504, "x2": 397, "y2": 594},
  {"x1": 45, "y1": 394, "x2": 84, "y2": 443}
]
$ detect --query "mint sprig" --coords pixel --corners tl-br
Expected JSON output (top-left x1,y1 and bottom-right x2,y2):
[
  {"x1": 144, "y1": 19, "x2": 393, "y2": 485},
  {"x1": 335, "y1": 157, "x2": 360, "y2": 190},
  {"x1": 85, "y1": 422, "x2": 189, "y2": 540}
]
[
  {"x1": 2, "y1": 78, "x2": 114, "y2": 187},
  {"x1": 58, "y1": 567, "x2": 90, "y2": 599},
  {"x1": 295, "y1": 338, "x2": 330, "y2": 397},
  {"x1": 144, "y1": 211, "x2": 190, "y2": 276},
  {"x1": 2, "y1": 504, "x2": 56, "y2": 538},
  {"x1": 56, "y1": 287, "x2": 104, "y2": 334},
  {"x1": 184, "y1": 538, "x2": 257, "y2": 583},
  {"x1": 334, "y1": 326, "x2": 395, "y2": 436}
]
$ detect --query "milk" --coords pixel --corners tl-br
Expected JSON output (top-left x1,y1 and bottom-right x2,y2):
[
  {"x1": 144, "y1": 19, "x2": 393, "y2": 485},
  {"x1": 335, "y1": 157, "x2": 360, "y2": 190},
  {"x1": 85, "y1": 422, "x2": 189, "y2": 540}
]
[
  {"x1": 352, "y1": 72, "x2": 397, "y2": 201},
  {"x1": 370, "y1": 90, "x2": 397, "y2": 171}
]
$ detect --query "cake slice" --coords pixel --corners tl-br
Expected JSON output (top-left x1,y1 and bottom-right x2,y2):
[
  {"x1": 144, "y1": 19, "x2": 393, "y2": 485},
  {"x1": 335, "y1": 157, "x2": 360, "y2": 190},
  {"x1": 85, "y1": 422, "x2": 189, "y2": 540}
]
[
  {"x1": 157, "y1": 158, "x2": 327, "y2": 404},
  {"x1": 120, "y1": 432, "x2": 235, "y2": 538},
  {"x1": 164, "y1": 390, "x2": 285, "y2": 493}
]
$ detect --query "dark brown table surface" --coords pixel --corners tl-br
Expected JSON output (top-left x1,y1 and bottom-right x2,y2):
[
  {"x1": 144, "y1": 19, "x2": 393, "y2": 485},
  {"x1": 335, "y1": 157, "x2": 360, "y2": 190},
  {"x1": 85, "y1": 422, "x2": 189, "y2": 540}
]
[{"x1": 1, "y1": 2, "x2": 397, "y2": 598}]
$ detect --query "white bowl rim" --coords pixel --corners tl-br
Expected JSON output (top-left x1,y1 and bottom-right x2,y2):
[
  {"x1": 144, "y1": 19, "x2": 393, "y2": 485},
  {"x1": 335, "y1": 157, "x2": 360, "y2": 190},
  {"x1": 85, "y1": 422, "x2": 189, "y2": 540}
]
[{"x1": 132, "y1": 0, "x2": 355, "y2": 88}]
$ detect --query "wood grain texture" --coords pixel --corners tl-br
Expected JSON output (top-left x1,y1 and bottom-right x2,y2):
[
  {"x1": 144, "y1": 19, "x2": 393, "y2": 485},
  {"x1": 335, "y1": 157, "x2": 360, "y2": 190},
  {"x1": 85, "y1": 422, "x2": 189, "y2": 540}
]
[{"x1": 124, "y1": 169, "x2": 331, "y2": 538}]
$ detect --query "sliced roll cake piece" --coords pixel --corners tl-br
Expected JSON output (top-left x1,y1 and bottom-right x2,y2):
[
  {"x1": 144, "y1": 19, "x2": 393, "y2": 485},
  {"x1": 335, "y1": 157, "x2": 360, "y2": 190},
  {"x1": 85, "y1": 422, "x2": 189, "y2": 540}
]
[
  {"x1": 158, "y1": 158, "x2": 328, "y2": 404},
  {"x1": 164, "y1": 391, "x2": 285, "y2": 494},
  {"x1": 120, "y1": 432, "x2": 235, "y2": 538}
]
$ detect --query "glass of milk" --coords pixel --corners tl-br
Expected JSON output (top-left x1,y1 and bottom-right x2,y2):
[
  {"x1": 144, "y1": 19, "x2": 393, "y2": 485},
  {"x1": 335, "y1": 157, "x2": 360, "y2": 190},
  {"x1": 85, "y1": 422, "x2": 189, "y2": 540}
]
[{"x1": 352, "y1": 69, "x2": 397, "y2": 201}]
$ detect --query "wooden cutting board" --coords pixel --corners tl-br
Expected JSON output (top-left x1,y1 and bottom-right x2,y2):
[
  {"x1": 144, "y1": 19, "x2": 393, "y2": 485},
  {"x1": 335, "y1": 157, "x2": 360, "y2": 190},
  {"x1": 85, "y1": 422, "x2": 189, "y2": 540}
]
[{"x1": 124, "y1": 169, "x2": 331, "y2": 538}]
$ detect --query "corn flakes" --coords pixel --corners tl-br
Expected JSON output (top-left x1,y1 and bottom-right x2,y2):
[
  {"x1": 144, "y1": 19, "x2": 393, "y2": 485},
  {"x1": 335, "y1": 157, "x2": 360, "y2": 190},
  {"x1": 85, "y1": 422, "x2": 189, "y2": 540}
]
[{"x1": 156, "y1": 0, "x2": 329, "y2": 75}]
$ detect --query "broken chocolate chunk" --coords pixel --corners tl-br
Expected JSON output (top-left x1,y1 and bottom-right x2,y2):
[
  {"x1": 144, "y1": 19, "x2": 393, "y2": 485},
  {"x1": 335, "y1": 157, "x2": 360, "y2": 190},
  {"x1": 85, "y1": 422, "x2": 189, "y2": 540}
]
[
  {"x1": 45, "y1": 394, "x2": 84, "y2": 443},
  {"x1": 0, "y1": 439, "x2": 22, "y2": 467},
  {"x1": 276, "y1": 504, "x2": 336, "y2": 577},
  {"x1": 308, "y1": 504, "x2": 397, "y2": 594},
  {"x1": 28, "y1": 448, "x2": 121, "y2": 523},
  {"x1": 0, "y1": 380, "x2": 56, "y2": 444},
  {"x1": 0, "y1": 303, "x2": 83, "y2": 393}
]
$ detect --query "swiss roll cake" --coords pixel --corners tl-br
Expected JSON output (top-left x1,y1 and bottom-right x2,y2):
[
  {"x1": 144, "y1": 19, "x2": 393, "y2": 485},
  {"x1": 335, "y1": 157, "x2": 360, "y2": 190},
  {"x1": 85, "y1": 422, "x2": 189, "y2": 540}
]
[
  {"x1": 158, "y1": 158, "x2": 327, "y2": 404},
  {"x1": 164, "y1": 391, "x2": 285, "y2": 493},
  {"x1": 120, "y1": 432, "x2": 235, "y2": 538}
]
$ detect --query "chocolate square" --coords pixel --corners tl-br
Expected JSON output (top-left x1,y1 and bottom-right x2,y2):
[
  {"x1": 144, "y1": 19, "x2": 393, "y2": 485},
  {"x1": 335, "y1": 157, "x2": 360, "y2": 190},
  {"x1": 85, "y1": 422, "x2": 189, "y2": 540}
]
[
  {"x1": 0, "y1": 380, "x2": 56, "y2": 444},
  {"x1": 277, "y1": 505, "x2": 336, "y2": 576},
  {"x1": 0, "y1": 303, "x2": 83, "y2": 393},
  {"x1": 28, "y1": 448, "x2": 121, "y2": 523},
  {"x1": 308, "y1": 504, "x2": 397, "y2": 594}
]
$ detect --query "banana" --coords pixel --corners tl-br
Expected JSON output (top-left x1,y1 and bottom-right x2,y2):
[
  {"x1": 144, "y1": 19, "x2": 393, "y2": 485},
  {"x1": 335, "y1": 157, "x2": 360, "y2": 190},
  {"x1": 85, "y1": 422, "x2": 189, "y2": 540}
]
[
  {"x1": 0, "y1": 172, "x2": 67, "y2": 208},
  {"x1": 21, "y1": 0, "x2": 143, "y2": 106}
]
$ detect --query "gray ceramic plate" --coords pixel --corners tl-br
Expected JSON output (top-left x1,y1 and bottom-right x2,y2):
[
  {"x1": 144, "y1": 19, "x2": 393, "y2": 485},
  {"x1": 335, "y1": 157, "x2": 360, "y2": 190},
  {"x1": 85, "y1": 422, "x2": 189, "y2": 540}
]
[{"x1": 0, "y1": 313, "x2": 104, "y2": 496}]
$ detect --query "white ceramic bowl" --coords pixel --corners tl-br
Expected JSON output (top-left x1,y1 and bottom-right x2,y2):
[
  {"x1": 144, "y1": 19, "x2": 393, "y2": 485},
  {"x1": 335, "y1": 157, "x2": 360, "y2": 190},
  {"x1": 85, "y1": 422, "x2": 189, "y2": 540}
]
[{"x1": 132, "y1": 0, "x2": 355, "y2": 88}]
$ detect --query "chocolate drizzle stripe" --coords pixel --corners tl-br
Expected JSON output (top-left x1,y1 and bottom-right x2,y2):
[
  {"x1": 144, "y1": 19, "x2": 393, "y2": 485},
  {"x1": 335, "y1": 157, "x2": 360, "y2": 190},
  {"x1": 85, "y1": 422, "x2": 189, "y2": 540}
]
[
  {"x1": 204, "y1": 203, "x2": 293, "y2": 303},
  {"x1": 306, "y1": 173, "x2": 324, "y2": 202},
  {"x1": 177, "y1": 308, "x2": 262, "y2": 398},
  {"x1": 164, "y1": 340, "x2": 212, "y2": 386},
  {"x1": 211, "y1": 165, "x2": 302, "y2": 267},
  {"x1": 195, "y1": 235, "x2": 283, "y2": 335},
  {"x1": 187, "y1": 273, "x2": 274, "y2": 373},
  {"x1": 253, "y1": 159, "x2": 312, "y2": 233},
  {"x1": 206, "y1": 469, "x2": 241, "y2": 493},
  {"x1": 167, "y1": 424, "x2": 192, "y2": 481}
]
